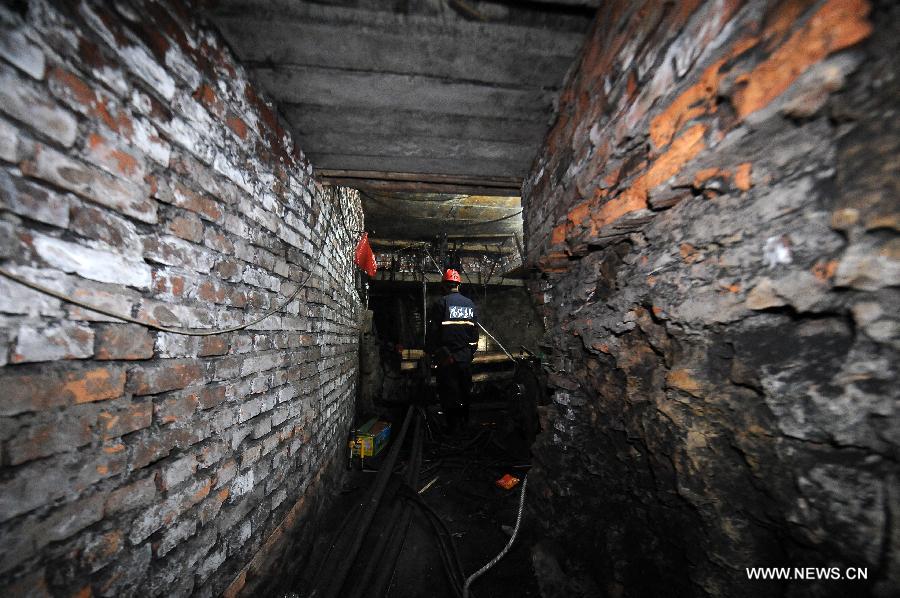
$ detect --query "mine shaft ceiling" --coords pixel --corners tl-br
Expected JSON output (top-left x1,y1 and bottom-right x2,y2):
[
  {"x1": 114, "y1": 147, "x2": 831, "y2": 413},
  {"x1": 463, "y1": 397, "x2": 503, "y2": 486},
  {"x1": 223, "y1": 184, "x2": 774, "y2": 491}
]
[
  {"x1": 207, "y1": 0, "x2": 596, "y2": 195},
  {"x1": 361, "y1": 191, "x2": 522, "y2": 240}
]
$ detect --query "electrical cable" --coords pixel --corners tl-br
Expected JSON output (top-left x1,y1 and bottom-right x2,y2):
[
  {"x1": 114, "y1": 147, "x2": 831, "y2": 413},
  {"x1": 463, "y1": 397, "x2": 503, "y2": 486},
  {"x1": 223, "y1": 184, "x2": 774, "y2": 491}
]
[
  {"x1": 348, "y1": 408, "x2": 423, "y2": 598},
  {"x1": 0, "y1": 190, "x2": 353, "y2": 336},
  {"x1": 462, "y1": 475, "x2": 528, "y2": 598},
  {"x1": 320, "y1": 405, "x2": 415, "y2": 598},
  {"x1": 401, "y1": 492, "x2": 465, "y2": 598},
  {"x1": 477, "y1": 322, "x2": 516, "y2": 364},
  {"x1": 368, "y1": 410, "x2": 425, "y2": 598}
]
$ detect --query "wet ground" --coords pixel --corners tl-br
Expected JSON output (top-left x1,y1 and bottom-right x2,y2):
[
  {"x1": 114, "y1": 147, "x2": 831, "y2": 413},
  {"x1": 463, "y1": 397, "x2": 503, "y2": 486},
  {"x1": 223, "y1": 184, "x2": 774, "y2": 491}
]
[{"x1": 294, "y1": 401, "x2": 541, "y2": 598}]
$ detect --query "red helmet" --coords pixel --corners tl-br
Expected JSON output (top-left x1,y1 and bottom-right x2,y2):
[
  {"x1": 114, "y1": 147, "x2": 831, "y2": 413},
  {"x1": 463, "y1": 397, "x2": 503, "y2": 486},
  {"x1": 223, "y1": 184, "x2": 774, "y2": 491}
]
[{"x1": 442, "y1": 269, "x2": 461, "y2": 283}]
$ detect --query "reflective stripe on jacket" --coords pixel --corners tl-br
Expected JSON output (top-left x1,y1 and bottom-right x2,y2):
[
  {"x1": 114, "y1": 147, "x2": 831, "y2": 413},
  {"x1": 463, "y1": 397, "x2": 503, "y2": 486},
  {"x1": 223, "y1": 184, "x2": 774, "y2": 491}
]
[{"x1": 428, "y1": 291, "x2": 478, "y2": 363}]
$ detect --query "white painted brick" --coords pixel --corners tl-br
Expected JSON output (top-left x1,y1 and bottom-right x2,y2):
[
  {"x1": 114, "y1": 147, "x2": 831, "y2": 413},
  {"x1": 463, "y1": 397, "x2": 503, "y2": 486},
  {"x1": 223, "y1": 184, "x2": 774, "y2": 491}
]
[
  {"x1": 0, "y1": 271, "x2": 65, "y2": 317},
  {"x1": 155, "y1": 333, "x2": 199, "y2": 358},
  {"x1": 33, "y1": 234, "x2": 152, "y2": 289},
  {"x1": 196, "y1": 548, "x2": 226, "y2": 582},
  {"x1": 0, "y1": 66, "x2": 76, "y2": 147},
  {"x1": 79, "y1": 3, "x2": 175, "y2": 100},
  {"x1": 164, "y1": 46, "x2": 201, "y2": 91},
  {"x1": 0, "y1": 171, "x2": 70, "y2": 228},
  {"x1": 67, "y1": 285, "x2": 138, "y2": 322},
  {"x1": 213, "y1": 153, "x2": 252, "y2": 194},
  {"x1": 22, "y1": 144, "x2": 157, "y2": 223},
  {"x1": 230, "y1": 470, "x2": 254, "y2": 498},
  {"x1": 12, "y1": 322, "x2": 94, "y2": 363},
  {"x1": 272, "y1": 487, "x2": 287, "y2": 509},
  {"x1": 0, "y1": 24, "x2": 46, "y2": 80},
  {"x1": 138, "y1": 299, "x2": 214, "y2": 329},
  {"x1": 239, "y1": 353, "x2": 281, "y2": 376},
  {"x1": 159, "y1": 116, "x2": 213, "y2": 164},
  {"x1": 143, "y1": 235, "x2": 216, "y2": 273},
  {"x1": 0, "y1": 117, "x2": 19, "y2": 162},
  {"x1": 161, "y1": 455, "x2": 198, "y2": 491},
  {"x1": 157, "y1": 518, "x2": 197, "y2": 557}
]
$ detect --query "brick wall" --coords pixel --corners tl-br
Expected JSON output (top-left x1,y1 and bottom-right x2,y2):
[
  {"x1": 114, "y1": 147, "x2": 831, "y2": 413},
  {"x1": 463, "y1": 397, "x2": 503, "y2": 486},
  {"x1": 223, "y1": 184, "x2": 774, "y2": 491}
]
[
  {"x1": 0, "y1": 1, "x2": 363, "y2": 596},
  {"x1": 523, "y1": 0, "x2": 897, "y2": 596}
]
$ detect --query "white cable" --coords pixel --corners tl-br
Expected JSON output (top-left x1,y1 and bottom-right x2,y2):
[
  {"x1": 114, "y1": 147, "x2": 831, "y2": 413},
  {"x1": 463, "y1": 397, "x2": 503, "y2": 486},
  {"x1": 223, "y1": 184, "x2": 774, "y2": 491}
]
[
  {"x1": 477, "y1": 322, "x2": 516, "y2": 363},
  {"x1": 462, "y1": 475, "x2": 528, "y2": 598}
]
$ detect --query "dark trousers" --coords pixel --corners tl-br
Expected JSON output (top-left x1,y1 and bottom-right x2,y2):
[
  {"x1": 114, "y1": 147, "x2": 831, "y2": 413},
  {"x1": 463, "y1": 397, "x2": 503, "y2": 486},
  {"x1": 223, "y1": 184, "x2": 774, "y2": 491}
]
[{"x1": 436, "y1": 361, "x2": 472, "y2": 431}]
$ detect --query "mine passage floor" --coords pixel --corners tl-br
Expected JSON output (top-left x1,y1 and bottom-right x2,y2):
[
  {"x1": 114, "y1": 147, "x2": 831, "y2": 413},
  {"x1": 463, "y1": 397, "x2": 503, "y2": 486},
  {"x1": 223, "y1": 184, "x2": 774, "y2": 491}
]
[{"x1": 299, "y1": 401, "x2": 540, "y2": 598}]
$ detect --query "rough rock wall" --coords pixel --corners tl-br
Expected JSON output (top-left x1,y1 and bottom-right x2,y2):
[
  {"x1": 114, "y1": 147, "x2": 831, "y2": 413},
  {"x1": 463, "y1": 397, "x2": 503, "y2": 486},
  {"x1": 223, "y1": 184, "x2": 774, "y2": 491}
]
[
  {"x1": 0, "y1": 1, "x2": 362, "y2": 596},
  {"x1": 522, "y1": 0, "x2": 898, "y2": 596}
]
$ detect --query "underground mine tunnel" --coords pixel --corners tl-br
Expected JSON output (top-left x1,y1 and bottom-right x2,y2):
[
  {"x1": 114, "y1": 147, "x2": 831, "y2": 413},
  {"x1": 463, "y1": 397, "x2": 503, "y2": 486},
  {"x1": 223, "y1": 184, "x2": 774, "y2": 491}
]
[{"x1": 0, "y1": 0, "x2": 897, "y2": 597}]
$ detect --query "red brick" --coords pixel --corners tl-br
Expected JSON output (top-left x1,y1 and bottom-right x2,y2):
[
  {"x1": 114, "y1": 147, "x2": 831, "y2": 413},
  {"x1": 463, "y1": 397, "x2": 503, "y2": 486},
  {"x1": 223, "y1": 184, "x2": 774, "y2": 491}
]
[
  {"x1": 226, "y1": 114, "x2": 249, "y2": 140},
  {"x1": 734, "y1": 162, "x2": 752, "y2": 191},
  {"x1": 98, "y1": 400, "x2": 153, "y2": 439},
  {"x1": 0, "y1": 365, "x2": 126, "y2": 416},
  {"x1": 83, "y1": 530, "x2": 124, "y2": 573},
  {"x1": 214, "y1": 258, "x2": 242, "y2": 281},
  {"x1": 154, "y1": 389, "x2": 199, "y2": 424},
  {"x1": 127, "y1": 359, "x2": 206, "y2": 395},
  {"x1": 105, "y1": 476, "x2": 157, "y2": 516},
  {"x1": 21, "y1": 144, "x2": 156, "y2": 224},
  {"x1": 198, "y1": 385, "x2": 227, "y2": 410},
  {"x1": 95, "y1": 324, "x2": 155, "y2": 360},
  {"x1": 69, "y1": 201, "x2": 142, "y2": 252},
  {"x1": 194, "y1": 83, "x2": 224, "y2": 117},
  {"x1": 199, "y1": 335, "x2": 229, "y2": 357},
  {"x1": 48, "y1": 67, "x2": 133, "y2": 136},
  {"x1": 197, "y1": 279, "x2": 227, "y2": 304},
  {"x1": 152, "y1": 270, "x2": 187, "y2": 298},
  {"x1": 6, "y1": 410, "x2": 94, "y2": 465},
  {"x1": 171, "y1": 182, "x2": 223, "y2": 222},
  {"x1": 167, "y1": 212, "x2": 204, "y2": 242},
  {"x1": 84, "y1": 132, "x2": 146, "y2": 182}
]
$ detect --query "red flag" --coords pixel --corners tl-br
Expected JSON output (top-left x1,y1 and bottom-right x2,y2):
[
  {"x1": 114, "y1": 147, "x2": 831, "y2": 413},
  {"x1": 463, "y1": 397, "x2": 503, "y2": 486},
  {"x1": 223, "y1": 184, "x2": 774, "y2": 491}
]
[{"x1": 354, "y1": 232, "x2": 377, "y2": 277}]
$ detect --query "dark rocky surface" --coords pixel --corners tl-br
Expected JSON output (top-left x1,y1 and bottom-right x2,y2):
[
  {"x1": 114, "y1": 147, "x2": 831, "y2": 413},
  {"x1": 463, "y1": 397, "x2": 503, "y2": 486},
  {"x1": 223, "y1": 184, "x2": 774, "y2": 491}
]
[{"x1": 521, "y1": 1, "x2": 899, "y2": 596}]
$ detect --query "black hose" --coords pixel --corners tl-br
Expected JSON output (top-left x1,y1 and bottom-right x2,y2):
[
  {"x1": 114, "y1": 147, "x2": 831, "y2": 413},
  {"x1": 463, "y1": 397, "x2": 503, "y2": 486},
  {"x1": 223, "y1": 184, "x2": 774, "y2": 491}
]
[
  {"x1": 319, "y1": 405, "x2": 415, "y2": 598},
  {"x1": 369, "y1": 409, "x2": 425, "y2": 596},
  {"x1": 371, "y1": 506, "x2": 415, "y2": 597},
  {"x1": 348, "y1": 409, "x2": 424, "y2": 598},
  {"x1": 403, "y1": 492, "x2": 471, "y2": 598}
]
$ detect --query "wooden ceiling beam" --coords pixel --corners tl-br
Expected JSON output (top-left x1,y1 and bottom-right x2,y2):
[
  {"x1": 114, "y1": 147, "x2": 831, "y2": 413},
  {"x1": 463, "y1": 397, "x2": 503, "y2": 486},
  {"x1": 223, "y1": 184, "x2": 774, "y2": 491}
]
[
  {"x1": 320, "y1": 176, "x2": 520, "y2": 197},
  {"x1": 317, "y1": 169, "x2": 520, "y2": 187}
]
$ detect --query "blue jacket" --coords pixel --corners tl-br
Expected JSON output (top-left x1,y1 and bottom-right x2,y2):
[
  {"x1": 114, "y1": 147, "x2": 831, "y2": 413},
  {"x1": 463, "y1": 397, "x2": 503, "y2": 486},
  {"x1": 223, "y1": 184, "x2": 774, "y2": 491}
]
[{"x1": 427, "y1": 291, "x2": 478, "y2": 363}]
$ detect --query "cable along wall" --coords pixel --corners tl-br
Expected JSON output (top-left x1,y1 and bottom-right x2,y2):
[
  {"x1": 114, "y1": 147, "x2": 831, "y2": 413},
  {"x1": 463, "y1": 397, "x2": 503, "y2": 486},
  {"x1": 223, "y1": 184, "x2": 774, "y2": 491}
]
[{"x1": 0, "y1": 1, "x2": 363, "y2": 596}]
